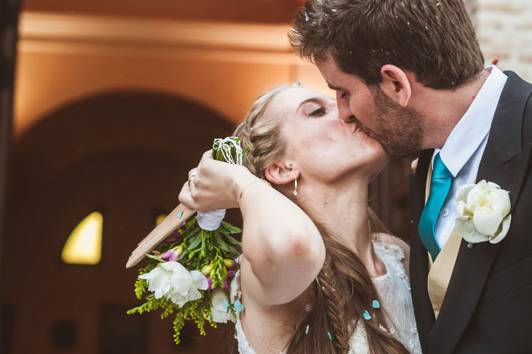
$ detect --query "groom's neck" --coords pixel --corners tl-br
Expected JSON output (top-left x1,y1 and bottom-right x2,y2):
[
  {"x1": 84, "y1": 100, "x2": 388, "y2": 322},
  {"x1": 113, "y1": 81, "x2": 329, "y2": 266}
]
[{"x1": 415, "y1": 68, "x2": 490, "y2": 150}]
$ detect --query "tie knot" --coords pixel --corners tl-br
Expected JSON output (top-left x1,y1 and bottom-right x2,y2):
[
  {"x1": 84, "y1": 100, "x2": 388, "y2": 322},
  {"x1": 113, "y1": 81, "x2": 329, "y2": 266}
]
[{"x1": 433, "y1": 153, "x2": 453, "y2": 180}]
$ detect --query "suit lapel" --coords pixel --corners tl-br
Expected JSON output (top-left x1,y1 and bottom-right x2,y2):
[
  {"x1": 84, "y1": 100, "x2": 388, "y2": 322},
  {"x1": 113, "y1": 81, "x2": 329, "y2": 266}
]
[
  {"x1": 410, "y1": 149, "x2": 436, "y2": 346},
  {"x1": 428, "y1": 72, "x2": 532, "y2": 354},
  {"x1": 508, "y1": 144, "x2": 532, "y2": 210}
]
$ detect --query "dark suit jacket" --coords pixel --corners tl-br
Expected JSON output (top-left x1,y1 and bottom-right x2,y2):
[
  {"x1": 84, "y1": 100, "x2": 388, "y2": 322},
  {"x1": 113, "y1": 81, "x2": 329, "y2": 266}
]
[{"x1": 410, "y1": 72, "x2": 532, "y2": 354}]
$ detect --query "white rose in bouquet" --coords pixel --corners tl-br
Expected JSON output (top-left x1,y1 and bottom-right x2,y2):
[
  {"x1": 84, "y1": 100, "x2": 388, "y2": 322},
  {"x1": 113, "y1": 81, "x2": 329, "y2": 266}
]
[
  {"x1": 455, "y1": 180, "x2": 512, "y2": 244},
  {"x1": 139, "y1": 261, "x2": 209, "y2": 307}
]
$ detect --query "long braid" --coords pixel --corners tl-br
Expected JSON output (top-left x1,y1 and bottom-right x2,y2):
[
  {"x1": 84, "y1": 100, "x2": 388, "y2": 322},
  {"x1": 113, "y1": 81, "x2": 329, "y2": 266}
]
[
  {"x1": 317, "y1": 254, "x2": 351, "y2": 354},
  {"x1": 321, "y1": 229, "x2": 407, "y2": 354}
]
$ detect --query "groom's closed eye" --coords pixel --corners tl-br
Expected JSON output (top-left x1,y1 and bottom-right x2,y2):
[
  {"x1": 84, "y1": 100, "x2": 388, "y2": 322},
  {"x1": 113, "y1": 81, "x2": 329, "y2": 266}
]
[
  {"x1": 327, "y1": 83, "x2": 349, "y2": 99},
  {"x1": 344, "y1": 115, "x2": 358, "y2": 124},
  {"x1": 337, "y1": 91, "x2": 349, "y2": 99}
]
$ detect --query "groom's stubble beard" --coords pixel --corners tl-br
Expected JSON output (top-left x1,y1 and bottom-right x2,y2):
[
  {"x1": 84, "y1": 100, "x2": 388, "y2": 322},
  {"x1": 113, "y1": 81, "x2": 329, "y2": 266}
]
[{"x1": 368, "y1": 87, "x2": 424, "y2": 158}]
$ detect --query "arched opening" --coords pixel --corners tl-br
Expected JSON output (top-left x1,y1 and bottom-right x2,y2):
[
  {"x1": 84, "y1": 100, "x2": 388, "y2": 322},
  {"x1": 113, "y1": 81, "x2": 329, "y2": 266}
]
[{"x1": 4, "y1": 91, "x2": 236, "y2": 354}]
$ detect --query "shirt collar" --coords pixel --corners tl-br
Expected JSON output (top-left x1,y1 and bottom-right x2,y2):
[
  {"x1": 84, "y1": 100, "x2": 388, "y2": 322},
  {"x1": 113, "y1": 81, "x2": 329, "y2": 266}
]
[{"x1": 436, "y1": 66, "x2": 508, "y2": 177}]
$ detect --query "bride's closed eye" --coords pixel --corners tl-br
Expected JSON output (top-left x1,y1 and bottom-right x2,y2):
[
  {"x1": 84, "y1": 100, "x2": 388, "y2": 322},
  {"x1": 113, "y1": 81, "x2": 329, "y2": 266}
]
[
  {"x1": 298, "y1": 97, "x2": 333, "y2": 118},
  {"x1": 309, "y1": 106, "x2": 327, "y2": 117}
]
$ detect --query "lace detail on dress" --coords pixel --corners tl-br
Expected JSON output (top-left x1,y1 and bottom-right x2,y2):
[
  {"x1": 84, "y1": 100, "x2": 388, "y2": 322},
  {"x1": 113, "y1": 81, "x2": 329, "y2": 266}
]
[
  {"x1": 233, "y1": 240, "x2": 422, "y2": 354},
  {"x1": 347, "y1": 322, "x2": 369, "y2": 354},
  {"x1": 372, "y1": 241, "x2": 422, "y2": 354},
  {"x1": 235, "y1": 317, "x2": 287, "y2": 354},
  {"x1": 235, "y1": 319, "x2": 267, "y2": 354},
  {"x1": 232, "y1": 270, "x2": 284, "y2": 354}
]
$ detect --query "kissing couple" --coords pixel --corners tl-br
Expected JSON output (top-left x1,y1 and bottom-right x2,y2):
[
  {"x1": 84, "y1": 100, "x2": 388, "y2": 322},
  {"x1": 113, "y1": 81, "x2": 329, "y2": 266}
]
[{"x1": 178, "y1": 1, "x2": 532, "y2": 353}]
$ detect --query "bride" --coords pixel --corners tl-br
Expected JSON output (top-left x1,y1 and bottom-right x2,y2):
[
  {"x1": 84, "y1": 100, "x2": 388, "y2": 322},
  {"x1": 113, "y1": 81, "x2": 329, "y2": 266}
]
[{"x1": 179, "y1": 83, "x2": 421, "y2": 354}]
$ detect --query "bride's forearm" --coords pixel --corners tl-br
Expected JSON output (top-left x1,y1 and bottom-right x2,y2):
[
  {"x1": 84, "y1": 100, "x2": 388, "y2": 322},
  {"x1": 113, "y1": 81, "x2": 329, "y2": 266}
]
[
  {"x1": 238, "y1": 178, "x2": 322, "y2": 262},
  {"x1": 237, "y1": 177, "x2": 325, "y2": 304}
]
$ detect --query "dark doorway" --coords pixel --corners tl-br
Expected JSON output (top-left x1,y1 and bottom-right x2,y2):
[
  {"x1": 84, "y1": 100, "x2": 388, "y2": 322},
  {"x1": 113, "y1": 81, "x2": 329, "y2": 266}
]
[{"x1": 4, "y1": 91, "x2": 235, "y2": 354}]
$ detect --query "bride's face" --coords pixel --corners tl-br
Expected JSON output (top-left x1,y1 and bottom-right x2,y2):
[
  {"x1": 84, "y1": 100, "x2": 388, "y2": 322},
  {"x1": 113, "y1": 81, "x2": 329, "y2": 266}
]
[{"x1": 271, "y1": 86, "x2": 387, "y2": 184}]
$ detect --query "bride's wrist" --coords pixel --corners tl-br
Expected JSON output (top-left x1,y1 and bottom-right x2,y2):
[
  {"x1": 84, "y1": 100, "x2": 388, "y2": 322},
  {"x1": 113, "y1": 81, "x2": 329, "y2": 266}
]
[{"x1": 233, "y1": 170, "x2": 264, "y2": 206}]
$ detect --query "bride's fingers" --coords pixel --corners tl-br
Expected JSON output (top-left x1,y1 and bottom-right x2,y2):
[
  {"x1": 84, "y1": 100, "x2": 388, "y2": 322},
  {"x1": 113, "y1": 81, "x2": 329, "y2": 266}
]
[
  {"x1": 201, "y1": 150, "x2": 214, "y2": 162},
  {"x1": 188, "y1": 174, "x2": 199, "y2": 197},
  {"x1": 198, "y1": 150, "x2": 215, "y2": 177},
  {"x1": 188, "y1": 167, "x2": 198, "y2": 181},
  {"x1": 178, "y1": 182, "x2": 199, "y2": 210},
  {"x1": 189, "y1": 167, "x2": 208, "y2": 190},
  {"x1": 197, "y1": 151, "x2": 212, "y2": 170}
]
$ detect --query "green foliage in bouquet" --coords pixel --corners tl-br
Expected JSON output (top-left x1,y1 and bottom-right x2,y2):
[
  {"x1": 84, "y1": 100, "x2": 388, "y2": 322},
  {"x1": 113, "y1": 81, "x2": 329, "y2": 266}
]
[{"x1": 127, "y1": 137, "x2": 244, "y2": 345}]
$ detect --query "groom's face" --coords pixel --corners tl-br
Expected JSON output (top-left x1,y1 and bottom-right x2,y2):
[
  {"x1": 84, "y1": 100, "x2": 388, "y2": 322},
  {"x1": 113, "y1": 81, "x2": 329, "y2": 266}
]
[{"x1": 316, "y1": 54, "x2": 423, "y2": 157}]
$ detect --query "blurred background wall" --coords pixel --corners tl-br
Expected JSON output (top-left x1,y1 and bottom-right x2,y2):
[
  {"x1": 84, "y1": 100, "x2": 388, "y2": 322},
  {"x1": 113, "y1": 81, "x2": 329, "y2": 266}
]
[
  {"x1": 1, "y1": 1, "x2": 531, "y2": 354},
  {"x1": 471, "y1": 0, "x2": 532, "y2": 79}
]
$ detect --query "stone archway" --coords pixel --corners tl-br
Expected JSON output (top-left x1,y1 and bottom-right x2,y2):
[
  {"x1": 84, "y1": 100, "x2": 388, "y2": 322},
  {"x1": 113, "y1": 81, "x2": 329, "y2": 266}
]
[{"x1": 4, "y1": 91, "x2": 236, "y2": 354}]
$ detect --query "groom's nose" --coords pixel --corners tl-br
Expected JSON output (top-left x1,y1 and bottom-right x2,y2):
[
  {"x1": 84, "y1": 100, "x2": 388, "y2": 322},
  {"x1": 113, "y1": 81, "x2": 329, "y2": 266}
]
[{"x1": 336, "y1": 98, "x2": 352, "y2": 123}]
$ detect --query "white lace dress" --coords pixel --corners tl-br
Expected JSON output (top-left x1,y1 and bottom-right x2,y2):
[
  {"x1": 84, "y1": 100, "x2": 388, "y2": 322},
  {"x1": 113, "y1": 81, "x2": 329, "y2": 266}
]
[{"x1": 233, "y1": 240, "x2": 422, "y2": 354}]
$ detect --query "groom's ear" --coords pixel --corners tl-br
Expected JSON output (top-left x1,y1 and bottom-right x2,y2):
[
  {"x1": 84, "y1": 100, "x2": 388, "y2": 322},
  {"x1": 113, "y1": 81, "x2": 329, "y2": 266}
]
[
  {"x1": 263, "y1": 160, "x2": 299, "y2": 186},
  {"x1": 378, "y1": 64, "x2": 412, "y2": 107}
]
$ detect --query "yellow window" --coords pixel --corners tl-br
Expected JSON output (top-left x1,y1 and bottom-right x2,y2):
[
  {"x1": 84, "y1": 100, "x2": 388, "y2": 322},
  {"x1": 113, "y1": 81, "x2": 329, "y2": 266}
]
[{"x1": 61, "y1": 211, "x2": 103, "y2": 265}]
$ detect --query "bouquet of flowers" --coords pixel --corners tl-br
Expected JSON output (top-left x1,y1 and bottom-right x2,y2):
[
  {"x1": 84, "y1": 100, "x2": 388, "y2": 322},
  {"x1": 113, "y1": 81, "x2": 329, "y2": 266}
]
[{"x1": 127, "y1": 137, "x2": 244, "y2": 345}]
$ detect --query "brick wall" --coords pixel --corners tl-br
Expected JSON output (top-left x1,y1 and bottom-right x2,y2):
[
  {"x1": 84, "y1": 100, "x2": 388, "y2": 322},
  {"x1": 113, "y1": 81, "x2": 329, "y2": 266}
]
[{"x1": 472, "y1": 0, "x2": 532, "y2": 80}]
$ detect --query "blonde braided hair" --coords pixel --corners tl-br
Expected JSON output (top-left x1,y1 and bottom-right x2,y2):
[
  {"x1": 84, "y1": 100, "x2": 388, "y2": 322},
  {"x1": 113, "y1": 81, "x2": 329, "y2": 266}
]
[{"x1": 233, "y1": 83, "x2": 297, "y2": 178}]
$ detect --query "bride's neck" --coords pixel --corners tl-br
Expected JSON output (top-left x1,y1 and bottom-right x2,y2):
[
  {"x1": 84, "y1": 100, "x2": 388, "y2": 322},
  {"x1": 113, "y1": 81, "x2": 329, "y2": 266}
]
[{"x1": 299, "y1": 177, "x2": 381, "y2": 275}]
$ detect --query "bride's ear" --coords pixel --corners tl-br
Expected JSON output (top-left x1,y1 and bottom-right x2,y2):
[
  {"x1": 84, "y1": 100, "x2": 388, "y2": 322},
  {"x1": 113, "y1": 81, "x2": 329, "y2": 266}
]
[{"x1": 263, "y1": 160, "x2": 299, "y2": 186}]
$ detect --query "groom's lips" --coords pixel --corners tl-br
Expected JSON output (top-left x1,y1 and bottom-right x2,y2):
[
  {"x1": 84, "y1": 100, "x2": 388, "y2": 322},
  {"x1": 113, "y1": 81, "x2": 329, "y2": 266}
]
[
  {"x1": 347, "y1": 115, "x2": 380, "y2": 143},
  {"x1": 353, "y1": 118, "x2": 376, "y2": 138},
  {"x1": 352, "y1": 118, "x2": 383, "y2": 144},
  {"x1": 354, "y1": 120, "x2": 362, "y2": 133},
  {"x1": 351, "y1": 117, "x2": 371, "y2": 136},
  {"x1": 347, "y1": 115, "x2": 363, "y2": 134}
]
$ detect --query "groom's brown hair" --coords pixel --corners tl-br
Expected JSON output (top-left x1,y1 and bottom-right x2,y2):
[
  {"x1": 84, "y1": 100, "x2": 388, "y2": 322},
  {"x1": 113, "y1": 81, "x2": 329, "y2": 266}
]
[{"x1": 289, "y1": 0, "x2": 485, "y2": 90}]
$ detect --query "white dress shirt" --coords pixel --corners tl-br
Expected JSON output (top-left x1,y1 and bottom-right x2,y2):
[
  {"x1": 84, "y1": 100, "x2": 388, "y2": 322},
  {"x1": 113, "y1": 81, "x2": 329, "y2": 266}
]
[{"x1": 432, "y1": 66, "x2": 508, "y2": 248}]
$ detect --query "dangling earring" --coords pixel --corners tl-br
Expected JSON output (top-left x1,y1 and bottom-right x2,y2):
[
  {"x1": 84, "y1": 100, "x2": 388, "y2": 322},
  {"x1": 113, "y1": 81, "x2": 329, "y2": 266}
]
[{"x1": 293, "y1": 177, "x2": 299, "y2": 197}]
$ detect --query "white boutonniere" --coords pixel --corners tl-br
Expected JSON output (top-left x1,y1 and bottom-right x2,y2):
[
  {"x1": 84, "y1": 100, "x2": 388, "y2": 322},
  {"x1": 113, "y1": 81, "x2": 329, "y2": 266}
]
[{"x1": 455, "y1": 180, "x2": 512, "y2": 244}]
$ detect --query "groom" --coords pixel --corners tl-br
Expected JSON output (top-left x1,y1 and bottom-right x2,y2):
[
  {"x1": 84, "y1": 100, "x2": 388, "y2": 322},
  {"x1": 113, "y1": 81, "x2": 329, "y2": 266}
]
[{"x1": 291, "y1": 1, "x2": 532, "y2": 353}]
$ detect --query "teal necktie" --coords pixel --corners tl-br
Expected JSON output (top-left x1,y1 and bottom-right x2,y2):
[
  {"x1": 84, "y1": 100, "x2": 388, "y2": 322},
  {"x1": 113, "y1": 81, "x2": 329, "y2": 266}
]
[{"x1": 418, "y1": 153, "x2": 453, "y2": 261}]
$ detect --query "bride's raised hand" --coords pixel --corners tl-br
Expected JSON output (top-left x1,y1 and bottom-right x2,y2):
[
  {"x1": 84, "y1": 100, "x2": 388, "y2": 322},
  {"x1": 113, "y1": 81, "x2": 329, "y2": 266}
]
[
  {"x1": 178, "y1": 150, "x2": 257, "y2": 212},
  {"x1": 180, "y1": 151, "x2": 325, "y2": 306}
]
